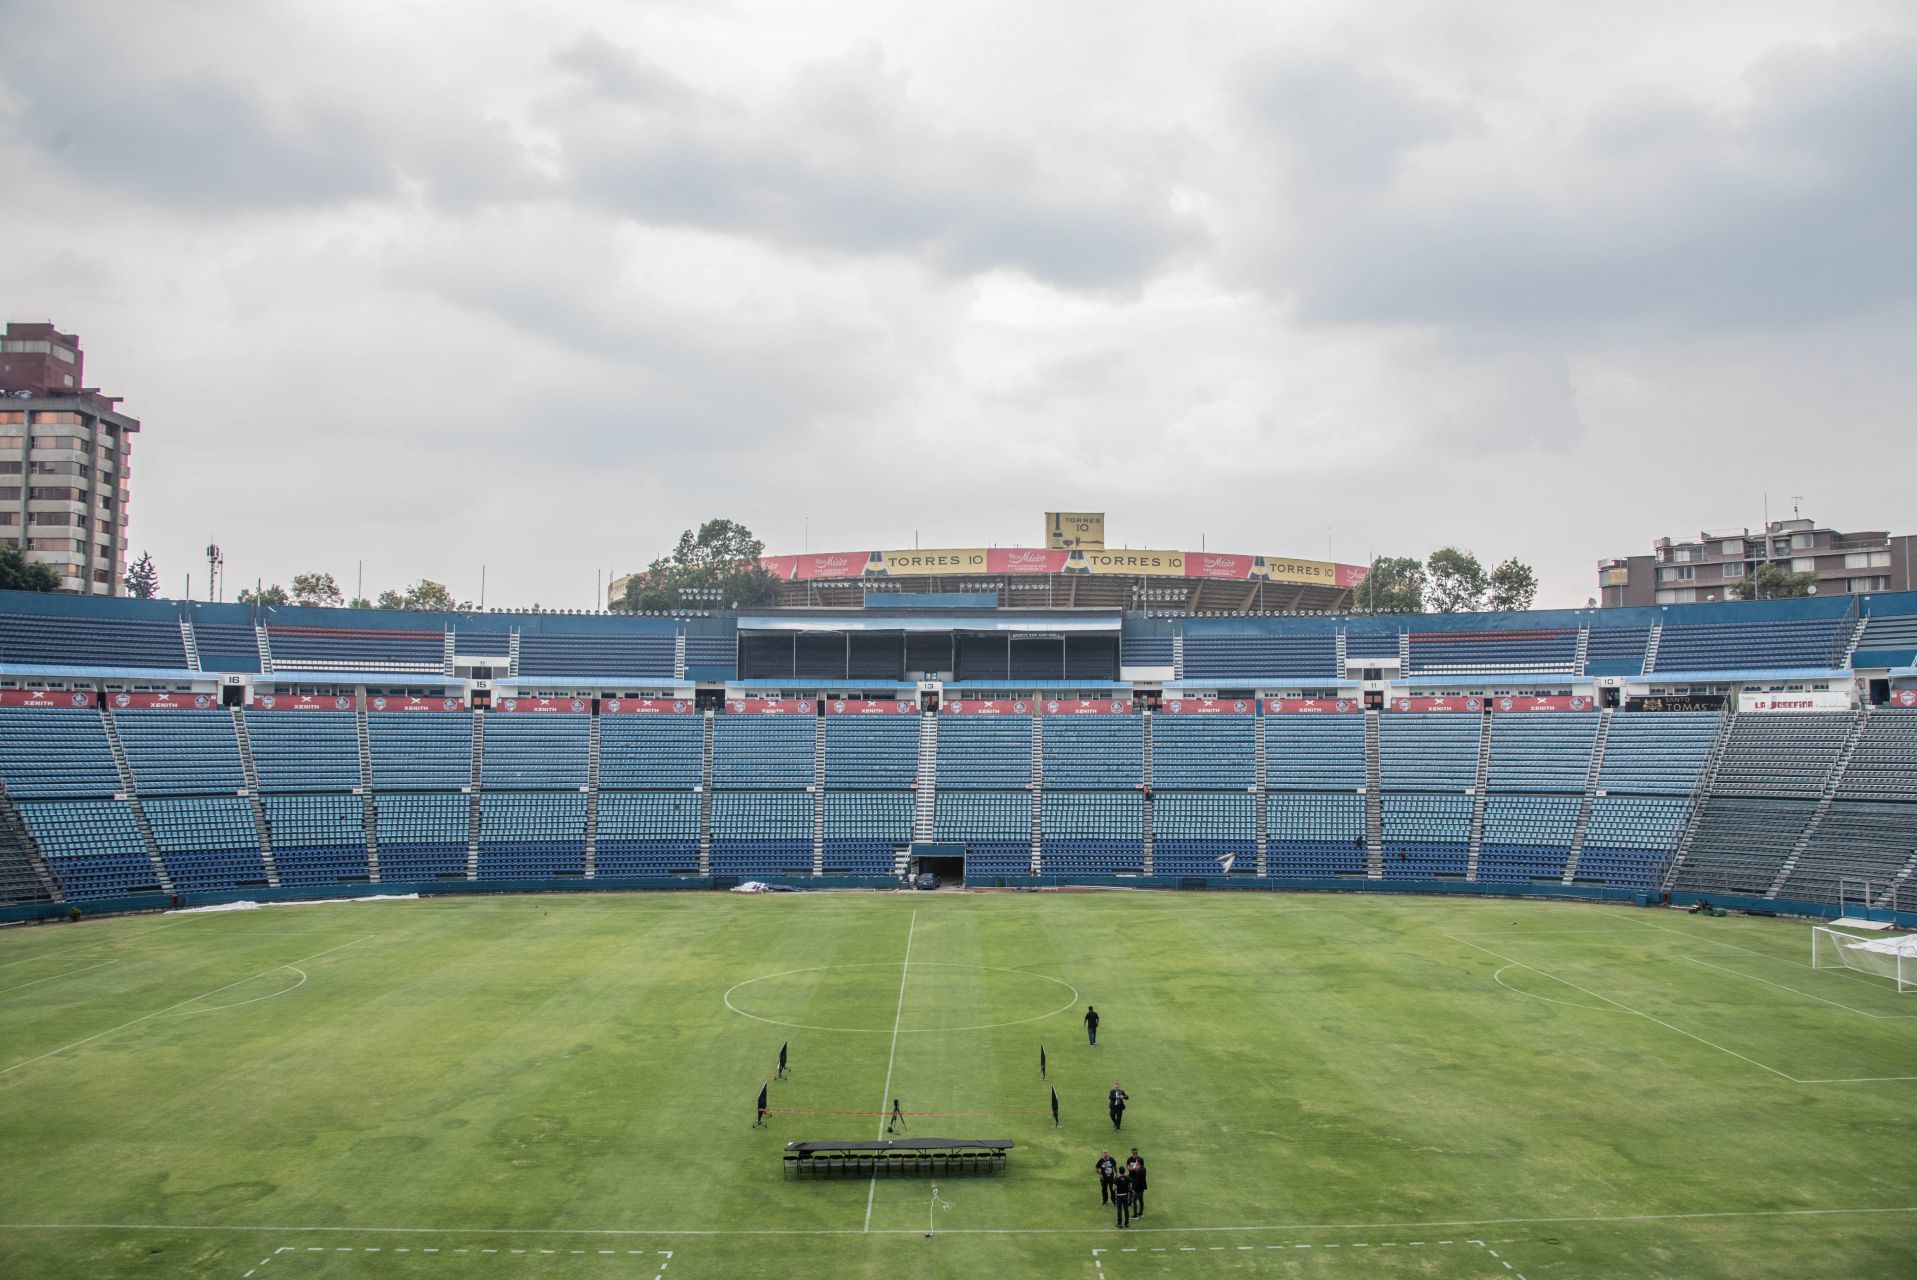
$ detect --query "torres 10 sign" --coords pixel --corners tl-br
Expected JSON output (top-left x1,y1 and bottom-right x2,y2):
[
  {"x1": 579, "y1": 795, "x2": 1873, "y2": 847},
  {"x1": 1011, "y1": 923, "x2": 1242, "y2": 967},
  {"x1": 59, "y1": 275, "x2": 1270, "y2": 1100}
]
[{"x1": 761, "y1": 547, "x2": 1366, "y2": 587}]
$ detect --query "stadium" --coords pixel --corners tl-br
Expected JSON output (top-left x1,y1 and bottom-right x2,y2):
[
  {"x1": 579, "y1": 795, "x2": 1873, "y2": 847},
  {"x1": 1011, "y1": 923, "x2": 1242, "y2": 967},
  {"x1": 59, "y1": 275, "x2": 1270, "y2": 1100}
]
[{"x1": 2, "y1": 582, "x2": 1915, "y2": 1278}]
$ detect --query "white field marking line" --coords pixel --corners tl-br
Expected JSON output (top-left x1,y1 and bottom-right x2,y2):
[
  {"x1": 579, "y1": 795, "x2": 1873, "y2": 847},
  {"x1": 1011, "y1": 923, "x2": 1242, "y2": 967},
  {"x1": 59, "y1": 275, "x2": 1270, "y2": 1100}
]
[
  {"x1": 1609, "y1": 919, "x2": 1905, "y2": 994},
  {"x1": 1680, "y1": 954, "x2": 1917, "y2": 1020},
  {"x1": 724, "y1": 960, "x2": 1077, "y2": 1034},
  {"x1": 0, "y1": 918, "x2": 197, "y2": 970},
  {"x1": 9, "y1": 1204, "x2": 1916, "y2": 1239},
  {"x1": 1491, "y1": 964, "x2": 1628, "y2": 1014},
  {"x1": 169, "y1": 968, "x2": 308, "y2": 1017},
  {"x1": 0, "y1": 957, "x2": 119, "y2": 995},
  {"x1": 864, "y1": 908, "x2": 917, "y2": 1233},
  {"x1": 1093, "y1": 1238, "x2": 1529, "y2": 1276},
  {"x1": 0, "y1": 936, "x2": 371, "y2": 1077}
]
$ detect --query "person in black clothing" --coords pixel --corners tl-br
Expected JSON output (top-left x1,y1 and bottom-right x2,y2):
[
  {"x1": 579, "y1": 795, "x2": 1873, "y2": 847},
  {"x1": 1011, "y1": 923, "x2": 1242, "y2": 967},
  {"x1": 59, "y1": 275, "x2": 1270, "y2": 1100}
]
[
  {"x1": 1095, "y1": 1150, "x2": 1118, "y2": 1204},
  {"x1": 1126, "y1": 1148, "x2": 1147, "y2": 1216},
  {"x1": 1111, "y1": 1169, "x2": 1133, "y2": 1228},
  {"x1": 1108, "y1": 1083, "x2": 1129, "y2": 1130},
  {"x1": 1085, "y1": 1005, "x2": 1100, "y2": 1045}
]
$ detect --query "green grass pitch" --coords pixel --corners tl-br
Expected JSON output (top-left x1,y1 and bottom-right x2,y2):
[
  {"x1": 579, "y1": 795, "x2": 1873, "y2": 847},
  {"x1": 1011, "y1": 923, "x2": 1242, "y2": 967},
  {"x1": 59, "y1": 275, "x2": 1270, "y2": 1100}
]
[{"x1": 2, "y1": 891, "x2": 1914, "y2": 1279}]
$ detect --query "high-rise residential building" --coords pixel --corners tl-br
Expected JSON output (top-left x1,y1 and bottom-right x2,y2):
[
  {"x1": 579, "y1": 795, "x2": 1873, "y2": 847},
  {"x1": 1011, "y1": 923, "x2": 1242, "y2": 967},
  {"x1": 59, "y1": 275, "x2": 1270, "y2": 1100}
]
[
  {"x1": 1599, "y1": 517, "x2": 1916, "y2": 607},
  {"x1": 0, "y1": 323, "x2": 140, "y2": 596}
]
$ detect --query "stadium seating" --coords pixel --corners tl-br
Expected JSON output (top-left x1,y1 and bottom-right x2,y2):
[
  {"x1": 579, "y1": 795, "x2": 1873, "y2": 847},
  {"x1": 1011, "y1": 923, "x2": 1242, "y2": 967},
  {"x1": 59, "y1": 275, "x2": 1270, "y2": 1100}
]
[
  {"x1": 936, "y1": 717, "x2": 1032, "y2": 789},
  {"x1": 452, "y1": 630, "x2": 511, "y2": 658},
  {"x1": 598, "y1": 715, "x2": 704, "y2": 790},
  {"x1": 1343, "y1": 631, "x2": 1401, "y2": 660},
  {"x1": 1265, "y1": 716, "x2": 1365, "y2": 790},
  {"x1": 1378, "y1": 714, "x2": 1479, "y2": 791},
  {"x1": 1408, "y1": 629, "x2": 1577, "y2": 675},
  {"x1": 1265, "y1": 792, "x2": 1366, "y2": 877},
  {"x1": 822, "y1": 791, "x2": 913, "y2": 874},
  {"x1": 1776, "y1": 803, "x2": 1917, "y2": 904},
  {"x1": 267, "y1": 626, "x2": 444, "y2": 672},
  {"x1": 1582, "y1": 626, "x2": 1650, "y2": 676},
  {"x1": 1379, "y1": 794, "x2": 1471, "y2": 878},
  {"x1": 1673, "y1": 797, "x2": 1820, "y2": 895},
  {"x1": 823, "y1": 717, "x2": 918, "y2": 788},
  {"x1": 1181, "y1": 634, "x2": 1337, "y2": 680},
  {"x1": 373, "y1": 793, "x2": 471, "y2": 882},
  {"x1": 115, "y1": 710, "x2": 245, "y2": 796},
  {"x1": 710, "y1": 791, "x2": 813, "y2": 876},
  {"x1": 480, "y1": 714, "x2": 591, "y2": 790},
  {"x1": 932, "y1": 791, "x2": 1031, "y2": 878},
  {"x1": 194, "y1": 623, "x2": 262, "y2": 673},
  {"x1": 1850, "y1": 613, "x2": 1917, "y2": 669},
  {"x1": 1650, "y1": 617, "x2": 1846, "y2": 672},
  {"x1": 368, "y1": 713, "x2": 473, "y2": 790},
  {"x1": 1836, "y1": 710, "x2": 1917, "y2": 800},
  {"x1": 1150, "y1": 714, "x2": 1255, "y2": 790},
  {"x1": 1598, "y1": 713, "x2": 1721, "y2": 793},
  {"x1": 596, "y1": 792, "x2": 701, "y2": 876},
  {"x1": 683, "y1": 634, "x2": 736, "y2": 673},
  {"x1": 1121, "y1": 636, "x2": 1173, "y2": 668},
  {"x1": 0, "y1": 612, "x2": 186, "y2": 668},
  {"x1": 1477, "y1": 795, "x2": 1581, "y2": 882},
  {"x1": 1151, "y1": 791, "x2": 1254, "y2": 876},
  {"x1": 1040, "y1": 791, "x2": 1143, "y2": 874},
  {"x1": 15, "y1": 800, "x2": 160, "y2": 899},
  {"x1": 0, "y1": 821, "x2": 52, "y2": 904},
  {"x1": 143, "y1": 796, "x2": 268, "y2": 891},
  {"x1": 0, "y1": 706, "x2": 122, "y2": 798},
  {"x1": 263, "y1": 794, "x2": 371, "y2": 884},
  {"x1": 1576, "y1": 796, "x2": 1689, "y2": 888},
  {"x1": 516, "y1": 633, "x2": 674, "y2": 679},
  {"x1": 1486, "y1": 714, "x2": 1598, "y2": 792},
  {"x1": 1708, "y1": 713, "x2": 1853, "y2": 798},
  {"x1": 476, "y1": 792, "x2": 586, "y2": 877},
  {"x1": 1041, "y1": 716, "x2": 1142, "y2": 788},
  {"x1": 713, "y1": 715, "x2": 815, "y2": 789},
  {"x1": 245, "y1": 710, "x2": 361, "y2": 792}
]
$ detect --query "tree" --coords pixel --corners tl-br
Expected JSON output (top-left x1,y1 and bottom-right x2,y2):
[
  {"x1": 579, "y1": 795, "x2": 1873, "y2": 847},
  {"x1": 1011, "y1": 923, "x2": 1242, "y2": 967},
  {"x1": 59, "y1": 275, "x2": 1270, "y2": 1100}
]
[
  {"x1": 290, "y1": 571, "x2": 344, "y2": 607},
  {"x1": 375, "y1": 579, "x2": 472, "y2": 612},
  {"x1": 1486, "y1": 557, "x2": 1539, "y2": 612},
  {"x1": 1351, "y1": 555, "x2": 1426, "y2": 614},
  {"x1": 617, "y1": 517, "x2": 780, "y2": 612},
  {"x1": 0, "y1": 546, "x2": 61, "y2": 593},
  {"x1": 237, "y1": 583, "x2": 289, "y2": 606},
  {"x1": 123, "y1": 551, "x2": 160, "y2": 600},
  {"x1": 1425, "y1": 547, "x2": 1489, "y2": 613},
  {"x1": 1735, "y1": 562, "x2": 1817, "y2": 600}
]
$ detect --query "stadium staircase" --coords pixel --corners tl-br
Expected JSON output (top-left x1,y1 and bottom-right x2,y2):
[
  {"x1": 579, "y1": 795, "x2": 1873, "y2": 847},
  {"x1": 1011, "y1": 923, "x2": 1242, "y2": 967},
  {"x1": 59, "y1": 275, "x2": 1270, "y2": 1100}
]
[
  {"x1": 1140, "y1": 710, "x2": 1154, "y2": 876},
  {"x1": 1766, "y1": 707, "x2": 1871, "y2": 898},
  {"x1": 811, "y1": 713, "x2": 827, "y2": 876},
  {"x1": 697, "y1": 710, "x2": 715, "y2": 875},
  {"x1": 1028, "y1": 715, "x2": 1044, "y2": 874},
  {"x1": 1398, "y1": 632, "x2": 1411, "y2": 669},
  {"x1": 1572, "y1": 627, "x2": 1589, "y2": 676},
  {"x1": 1641, "y1": 622, "x2": 1662, "y2": 674},
  {"x1": 912, "y1": 712, "x2": 938, "y2": 844},
  {"x1": 583, "y1": 712, "x2": 602, "y2": 878},
  {"x1": 507, "y1": 632, "x2": 521, "y2": 680},
  {"x1": 674, "y1": 632, "x2": 687, "y2": 681},
  {"x1": 230, "y1": 706, "x2": 281, "y2": 887},
  {"x1": 357, "y1": 706, "x2": 381, "y2": 882},
  {"x1": 1334, "y1": 631, "x2": 1348, "y2": 675},
  {"x1": 99, "y1": 705, "x2": 175, "y2": 894},
  {"x1": 1363, "y1": 711, "x2": 1383, "y2": 878},
  {"x1": 1561, "y1": 708, "x2": 1612, "y2": 883},
  {"x1": 1253, "y1": 713, "x2": 1269, "y2": 875},
  {"x1": 180, "y1": 616, "x2": 202, "y2": 671},
  {"x1": 441, "y1": 631, "x2": 455, "y2": 677},
  {"x1": 1171, "y1": 632, "x2": 1184, "y2": 681},
  {"x1": 0, "y1": 783, "x2": 62, "y2": 903},
  {"x1": 1840, "y1": 612, "x2": 1869, "y2": 666},
  {"x1": 255, "y1": 623, "x2": 274, "y2": 674},
  {"x1": 1464, "y1": 713, "x2": 1494, "y2": 881},
  {"x1": 1661, "y1": 710, "x2": 1736, "y2": 891},
  {"x1": 465, "y1": 712, "x2": 485, "y2": 880}
]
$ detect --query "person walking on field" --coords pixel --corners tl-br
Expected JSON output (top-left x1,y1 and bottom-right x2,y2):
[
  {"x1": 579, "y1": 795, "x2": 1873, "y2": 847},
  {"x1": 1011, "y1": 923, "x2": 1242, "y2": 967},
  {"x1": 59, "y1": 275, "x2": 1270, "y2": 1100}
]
[
  {"x1": 1085, "y1": 1005, "x2": 1101, "y2": 1046},
  {"x1": 1126, "y1": 1148, "x2": 1148, "y2": 1216},
  {"x1": 1095, "y1": 1149, "x2": 1118, "y2": 1205},
  {"x1": 1111, "y1": 1168, "x2": 1134, "y2": 1228},
  {"x1": 1108, "y1": 1082, "x2": 1129, "y2": 1130}
]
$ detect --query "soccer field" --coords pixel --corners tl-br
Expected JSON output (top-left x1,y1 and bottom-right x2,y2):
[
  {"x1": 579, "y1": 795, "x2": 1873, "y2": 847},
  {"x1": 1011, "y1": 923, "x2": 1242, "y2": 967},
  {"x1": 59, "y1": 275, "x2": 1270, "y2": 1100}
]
[{"x1": 1, "y1": 892, "x2": 1913, "y2": 1279}]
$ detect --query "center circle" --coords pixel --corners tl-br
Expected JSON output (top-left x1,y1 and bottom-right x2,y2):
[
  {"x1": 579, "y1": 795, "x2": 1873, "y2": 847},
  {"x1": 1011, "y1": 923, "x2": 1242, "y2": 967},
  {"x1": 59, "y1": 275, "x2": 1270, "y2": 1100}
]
[{"x1": 723, "y1": 961, "x2": 1080, "y2": 1033}]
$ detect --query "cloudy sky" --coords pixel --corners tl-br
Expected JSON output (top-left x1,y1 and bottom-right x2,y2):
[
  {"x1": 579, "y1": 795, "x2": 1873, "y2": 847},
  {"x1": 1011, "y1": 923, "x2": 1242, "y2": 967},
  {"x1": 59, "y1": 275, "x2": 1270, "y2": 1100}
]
[{"x1": 3, "y1": 0, "x2": 1914, "y2": 609}]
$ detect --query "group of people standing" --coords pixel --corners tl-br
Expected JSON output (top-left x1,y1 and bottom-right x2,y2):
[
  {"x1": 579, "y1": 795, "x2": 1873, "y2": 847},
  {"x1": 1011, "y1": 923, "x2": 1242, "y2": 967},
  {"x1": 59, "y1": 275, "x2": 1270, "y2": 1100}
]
[{"x1": 1094, "y1": 1148, "x2": 1149, "y2": 1226}]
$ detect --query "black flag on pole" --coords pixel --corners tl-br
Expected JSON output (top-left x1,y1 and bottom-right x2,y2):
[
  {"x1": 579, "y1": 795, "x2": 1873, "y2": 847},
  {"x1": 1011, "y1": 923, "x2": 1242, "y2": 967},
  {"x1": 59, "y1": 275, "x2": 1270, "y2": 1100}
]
[
  {"x1": 1050, "y1": 1086, "x2": 1059, "y2": 1128},
  {"x1": 754, "y1": 1082, "x2": 769, "y2": 1128},
  {"x1": 778, "y1": 1041, "x2": 789, "y2": 1079},
  {"x1": 1039, "y1": 1043, "x2": 1047, "y2": 1079}
]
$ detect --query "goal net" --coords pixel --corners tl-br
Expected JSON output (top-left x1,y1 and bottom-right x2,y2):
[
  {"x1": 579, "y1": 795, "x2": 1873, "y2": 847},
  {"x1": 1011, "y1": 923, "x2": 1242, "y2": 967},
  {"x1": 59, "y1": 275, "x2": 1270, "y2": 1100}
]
[{"x1": 1811, "y1": 926, "x2": 1917, "y2": 992}]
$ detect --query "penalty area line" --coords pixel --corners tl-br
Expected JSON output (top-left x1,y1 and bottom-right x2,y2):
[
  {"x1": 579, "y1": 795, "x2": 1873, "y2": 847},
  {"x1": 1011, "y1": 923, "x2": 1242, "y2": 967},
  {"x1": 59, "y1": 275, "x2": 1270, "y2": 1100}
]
[{"x1": 864, "y1": 908, "x2": 916, "y2": 1234}]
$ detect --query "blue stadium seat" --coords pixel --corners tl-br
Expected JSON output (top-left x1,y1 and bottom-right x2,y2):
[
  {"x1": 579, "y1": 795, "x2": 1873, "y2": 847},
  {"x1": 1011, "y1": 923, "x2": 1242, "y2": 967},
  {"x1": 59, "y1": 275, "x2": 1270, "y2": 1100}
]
[
  {"x1": 476, "y1": 791, "x2": 585, "y2": 877},
  {"x1": 116, "y1": 710, "x2": 246, "y2": 796},
  {"x1": 936, "y1": 717, "x2": 1032, "y2": 789},
  {"x1": 822, "y1": 790, "x2": 912, "y2": 874},
  {"x1": 712, "y1": 715, "x2": 815, "y2": 789},
  {"x1": 369, "y1": 713, "x2": 473, "y2": 790},
  {"x1": 264, "y1": 794, "x2": 370, "y2": 884},
  {"x1": 1151, "y1": 791, "x2": 1254, "y2": 875},
  {"x1": 1042, "y1": 716, "x2": 1142, "y2": 788},
  {"x1": 246, "y1": 710, "x2": 360, "y2": 792},
  {"x1": 596, "y1": 792, "x2": 701, "y2": 876},
  {"x1": 16, "y1": 800, "x2": 162, "y2": 899},
  {"x1": 1486, "y1": 714, "x2": 1598, "y2": 792},
  {"x1": 268, "y1": 625, "x2": 445, "y2": 672},
  {"x1": 1040, "y1": 791, "x2": 1142, "y2": 874},
  {"x1": 1150, "y1": 715, "x2": 1254, "y2": 789},
  {"x1": 1380, "y1": 794, "x2": 1471, "y2": 878},
  {"x1": 480, "y1": 714, "x2": 590, "y2": 790},
  {"x1": 932, "y1": 791, "x2": 1031, "y2": 878},
  {"x1": 599, "y1": 715, "x2": 704, "y2": 789},
  {"x1": 516, "y1": 633, "x2": 674, "y2": 679},
  {"x1": 823, "y1": 717, "x2": 919, "y2": 788},
  {"x1": 1265, "y1": 793, "x2": 1366, "y2": 877},
  {"x1": 1378, "y1": 714, "x2": 1479, "y2": 791},
  {"x1": 710, "y1": 791, "x2": 813, "y2": 877},
  {"x1": 0, "y1": 706, "x2": 122, "y2": 798},
  {"x1": 1265, "y1": 716, "x2": 1366, "y2": 790},
  {"x1": 373, "y1": 793, "x2": 470, "y2": 882},
  {"x1": 144, "y1": 795, "x2": 268, "y2": 891},
  {"x1": 0, "y1": 612, "x2": 186, "y2": 668}
]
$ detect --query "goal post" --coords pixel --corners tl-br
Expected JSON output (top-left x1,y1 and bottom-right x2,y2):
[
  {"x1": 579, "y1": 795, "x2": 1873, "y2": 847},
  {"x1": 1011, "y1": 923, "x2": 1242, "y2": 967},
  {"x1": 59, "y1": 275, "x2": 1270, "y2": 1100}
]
[{"x1": 1811, "y1": 925, "x2": 1916, "y2": 992}]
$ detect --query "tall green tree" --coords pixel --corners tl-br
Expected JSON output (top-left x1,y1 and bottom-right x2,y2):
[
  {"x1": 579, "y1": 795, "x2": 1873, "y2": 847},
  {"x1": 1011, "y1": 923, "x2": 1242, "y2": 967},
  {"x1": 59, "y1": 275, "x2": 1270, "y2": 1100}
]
[
  {"x1": 1425, "y1": 546, "x2": 1489, "y2": 613},
  {"x1": 238, "y1": 582, "x2": 289, "y2": 606},
  {"x1": 1351, "y1": 555, "x2": 1426, "y2": 614},
  {"x1": 1486, "y1": 557, "x2": 1539, "y2": 612},
  {"x1": 291, "y1": 572, "x2": 345, "y2": 607},
  {"x1": 123, "y1": 551, "x2": 160, "y2": 600},
  {"x1": 0, "y1": 546, "x2": 62, "y2": 593},
  {"x1": 1734, "y1": 562, "x2": 1817, "y2": 600},
  {"x1": 617, "y1": 518, "x2": 780, "y2": 612},
  {"x1": 375, "y1": 579, "x2": 471, "y2": 612}
]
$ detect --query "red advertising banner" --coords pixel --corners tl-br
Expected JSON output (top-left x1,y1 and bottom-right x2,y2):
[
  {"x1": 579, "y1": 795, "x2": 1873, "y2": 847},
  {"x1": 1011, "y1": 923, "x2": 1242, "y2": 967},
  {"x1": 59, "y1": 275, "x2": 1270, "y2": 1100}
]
[
  {"x1": 1160, "y1": 698, "x2": 1256, "y2": 715},
  {"x1": 1265, "y1": 698, "x2": 1362, "y2": 714},
  {"x1": 601, "y1": 698, "x2": 696, "y2": 714},
  {"x1": 942, "y1": 699, "x2": 1033, "y2": 715},
  {"x1": 254, "y1": 693, "x2": 358, "y2": 712},
  {"x1": 726, "y1": 698, "x2": 813, "y2": 714},
  {"x1": 1489, "y1": 695, "x2": 1594, "y2": 713},
  {"x1": 1892, "y1": 687, "x2": 1917, "y2": 709},
  {"x1": 1336, "y1": 563, "x2": 1369, "y2": 589},
  {"x1": 1184, "y1": 554, "x2": 1258, "y2": 581},
  {"x1": 1038, "y1": 698, "x2": 1133, "y2": 714},
  {"x1": 106, "y1": 691, "x2": 223, "y2": 711},
  {"x1": 825, "y1": 699, "x2": 917, "y2": 715},
  {"x1": 493, "y1": 696, "x2": 590, "y2": 714},
  {"x1": 0, "y1": 689, "x2": 95, "y2": 709},
  {"x1": 367, "y1": 694, "x2": 467, "y2": 713},
  {"x1": 1390, "y1": 696, "x2": 1483, "y2": 713},
  {"x1": 988, "y1": 548, "x2": 1070, "y2": 575},
  {"x1": 762, "y1": 553, "x2": 865, "y2": 581}
]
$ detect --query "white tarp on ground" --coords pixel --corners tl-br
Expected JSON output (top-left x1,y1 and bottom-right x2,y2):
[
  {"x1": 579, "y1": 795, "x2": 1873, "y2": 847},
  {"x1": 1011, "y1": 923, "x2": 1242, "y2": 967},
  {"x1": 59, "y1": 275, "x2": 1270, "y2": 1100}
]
[
  {"x1": 170, "y1": 894, "x2": 420, "y2": 914},
  {"x1": 1832, "y1": 916, "x2": 1896, "y2": 931},
  {"x1": 1840, "y1": 931, "x2": 1917, "y2": 956}
]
